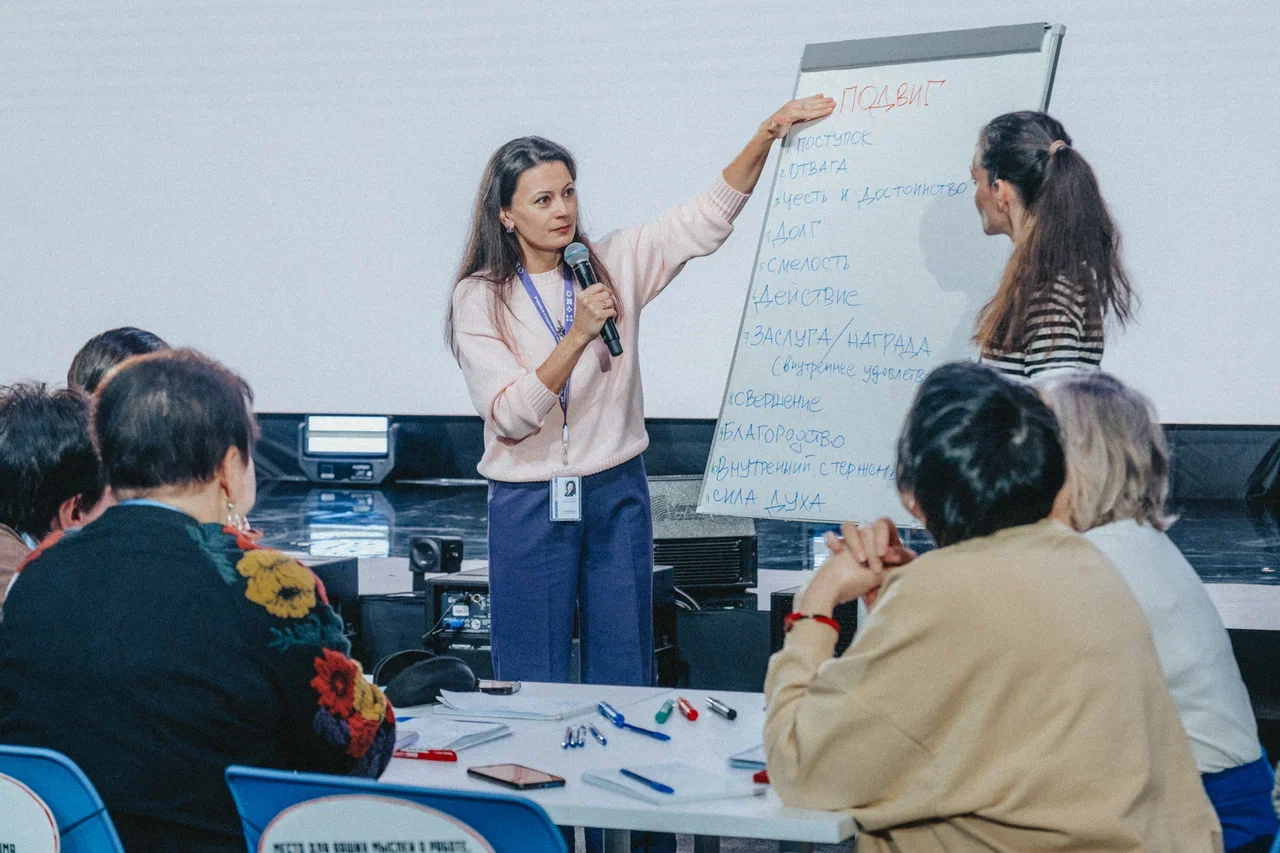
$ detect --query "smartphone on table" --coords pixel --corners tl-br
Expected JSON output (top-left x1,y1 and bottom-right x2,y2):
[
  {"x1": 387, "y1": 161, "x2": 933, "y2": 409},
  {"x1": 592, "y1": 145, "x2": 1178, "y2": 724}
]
[{"x1": 467, "y1": 764, "x2": 565, "y2": 790}]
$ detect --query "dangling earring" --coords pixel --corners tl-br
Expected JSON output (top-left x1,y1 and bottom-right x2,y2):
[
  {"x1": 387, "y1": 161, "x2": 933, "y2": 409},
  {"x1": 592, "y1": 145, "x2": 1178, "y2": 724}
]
[
  {"x1": 227, "y1": 498, "x2": 263, "y2": 542},
  {"x1": 226, "y1": 499, "x2": 243, "y2": 532}
]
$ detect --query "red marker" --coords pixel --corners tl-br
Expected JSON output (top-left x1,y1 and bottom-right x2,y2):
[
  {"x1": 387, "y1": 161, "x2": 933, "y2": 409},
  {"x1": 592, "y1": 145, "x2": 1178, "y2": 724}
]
[
  {"x1": 393, "y1": 749, "x2": 458, "y2": 762},
  {"x1": 676, "y1": 697, "x2": 698, "y2": 721}
]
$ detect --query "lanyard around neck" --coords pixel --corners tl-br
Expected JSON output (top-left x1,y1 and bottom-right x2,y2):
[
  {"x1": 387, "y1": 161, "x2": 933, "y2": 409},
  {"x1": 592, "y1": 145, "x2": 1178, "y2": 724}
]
[{"x1": 517, "y1": 265, "x2": 576, "y2": 466}]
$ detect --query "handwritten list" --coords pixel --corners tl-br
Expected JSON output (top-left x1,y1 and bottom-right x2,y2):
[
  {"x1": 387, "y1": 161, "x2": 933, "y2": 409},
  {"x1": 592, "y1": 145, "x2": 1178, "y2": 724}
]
[{"x1": 699, "y1": 49, "x2": 1053, "y2": 524}]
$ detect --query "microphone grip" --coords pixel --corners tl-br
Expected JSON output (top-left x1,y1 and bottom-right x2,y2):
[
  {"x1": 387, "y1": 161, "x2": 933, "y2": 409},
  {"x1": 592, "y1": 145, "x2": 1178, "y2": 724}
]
[
  {"x1": 569, "y1": 262, "x2": 623, "y2": 357},
  {"x1": 600, "y1": 318, "x2": 623, "y2": 356}
]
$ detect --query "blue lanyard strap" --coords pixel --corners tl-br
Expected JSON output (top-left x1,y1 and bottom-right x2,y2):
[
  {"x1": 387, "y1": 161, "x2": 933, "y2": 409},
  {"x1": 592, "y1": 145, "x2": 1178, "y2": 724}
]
[
  {"x1": 519, "y1": 263, "x2": 581, "y2": 468},
  {"x1": 517, "y1": 265, "x2": 576, "y2": 423}
]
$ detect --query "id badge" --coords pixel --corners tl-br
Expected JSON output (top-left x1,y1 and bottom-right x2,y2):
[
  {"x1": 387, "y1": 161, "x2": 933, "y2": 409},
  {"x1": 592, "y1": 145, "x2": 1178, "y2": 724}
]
[{"x1": 550, "y1": 476, "x2": 582, "y2": 522}]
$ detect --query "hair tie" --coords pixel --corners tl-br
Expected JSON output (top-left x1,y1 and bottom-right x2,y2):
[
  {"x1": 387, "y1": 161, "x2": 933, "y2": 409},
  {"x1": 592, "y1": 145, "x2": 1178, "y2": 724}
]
[{"x1": 1048, "y1": 140, "x2": 1070, "y2": 156}]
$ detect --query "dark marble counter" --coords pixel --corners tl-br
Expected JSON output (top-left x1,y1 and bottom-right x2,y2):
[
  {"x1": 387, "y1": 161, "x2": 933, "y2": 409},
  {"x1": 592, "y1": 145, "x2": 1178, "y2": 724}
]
[{"x1": 250, "y1": 482, "x2": 1279, "y2": 585}]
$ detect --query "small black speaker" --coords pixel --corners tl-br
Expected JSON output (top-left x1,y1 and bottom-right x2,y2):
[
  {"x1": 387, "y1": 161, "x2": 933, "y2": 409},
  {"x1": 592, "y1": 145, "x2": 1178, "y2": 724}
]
[{"x1": 409, "y1": 535, "x2": 463, "y2": 590}]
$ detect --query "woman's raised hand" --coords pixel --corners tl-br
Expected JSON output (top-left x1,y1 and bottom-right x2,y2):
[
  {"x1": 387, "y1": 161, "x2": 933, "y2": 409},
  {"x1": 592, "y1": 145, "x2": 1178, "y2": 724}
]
[
  {"x1": 762, "y1": 94, "x2": 836, "y2": 140},
  {"x1": 568, "y1": 283, "x2": 617, "y2": 344}
]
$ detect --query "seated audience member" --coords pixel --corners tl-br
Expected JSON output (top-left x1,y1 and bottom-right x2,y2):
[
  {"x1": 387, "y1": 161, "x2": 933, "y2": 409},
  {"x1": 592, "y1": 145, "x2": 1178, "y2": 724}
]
[
  {"x1": 764, "y1": 362, "x2": 1221, "y2": 852},
  {"x1": 0, "y1": 383, "x2": 108, "y2": 606},
  {"x1": 1041, "y1": 372, "x2": 1278, "y2": 853},
  {"x1": 0, "y1": 351, "x2": 394, "y2": 853},
  {"x1": 67, "y1": 325, "x2": 169, "y2": 394}
]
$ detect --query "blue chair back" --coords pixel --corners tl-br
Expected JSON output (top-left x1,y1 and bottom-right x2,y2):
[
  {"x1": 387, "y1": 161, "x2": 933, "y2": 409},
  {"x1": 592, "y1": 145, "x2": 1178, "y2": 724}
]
[
  {"x1": 0, "y1": 744, "x2": 125, "y2": 852},
  {"x1": 225, "y1": 765, "x2": 567, "y2": 853}
]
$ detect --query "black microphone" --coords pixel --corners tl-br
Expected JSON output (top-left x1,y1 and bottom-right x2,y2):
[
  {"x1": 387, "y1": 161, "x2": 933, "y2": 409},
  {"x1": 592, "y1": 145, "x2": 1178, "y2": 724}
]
[{"x1": 564, "y1": 242, "x2": 623, "y2": 357}]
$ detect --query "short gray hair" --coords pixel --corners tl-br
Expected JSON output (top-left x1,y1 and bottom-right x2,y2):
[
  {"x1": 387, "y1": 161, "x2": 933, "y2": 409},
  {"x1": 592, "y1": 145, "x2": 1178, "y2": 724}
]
[{"x1": 1036, "y1": 372, "x2": 1174, "y2": 532}]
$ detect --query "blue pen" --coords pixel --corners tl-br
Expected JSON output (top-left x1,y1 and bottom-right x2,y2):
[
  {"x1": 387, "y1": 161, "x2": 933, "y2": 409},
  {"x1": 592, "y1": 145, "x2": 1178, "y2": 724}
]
[
  {"x1": 620, "y1": 768, "x2": 674, "y2": 795},
  {"x1": 620, "y1": 721, "x2": 671, "y2": 741},
  {"x1": 598, "y1": 703, "x2": 671, "y2": 741}
]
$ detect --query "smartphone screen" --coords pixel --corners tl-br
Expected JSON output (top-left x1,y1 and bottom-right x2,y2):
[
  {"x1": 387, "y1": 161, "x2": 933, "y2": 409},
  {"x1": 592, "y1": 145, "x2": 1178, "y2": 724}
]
[
  {"x1": 476, "y1": 680, "x2": 521, "y2": 695},
  {"x1": 467, "y1": 764, "x2": 565, "y2": 790}
]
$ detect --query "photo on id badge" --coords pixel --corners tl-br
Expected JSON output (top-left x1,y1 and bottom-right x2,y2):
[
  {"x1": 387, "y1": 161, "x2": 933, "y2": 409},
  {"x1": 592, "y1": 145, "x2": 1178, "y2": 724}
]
[{"x1": 551, "y1": 476, "x2": 581, "y2": 522}]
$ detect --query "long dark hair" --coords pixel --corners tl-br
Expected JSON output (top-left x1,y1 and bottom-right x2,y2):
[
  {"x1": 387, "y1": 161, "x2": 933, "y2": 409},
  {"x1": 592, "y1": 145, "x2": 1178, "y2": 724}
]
[
  {"x1": 973, "y1": 111, "x2": 1134, "y2": 353},
  {"x1": 447, "y1": 136, "x2": 619, "y2": 358}
]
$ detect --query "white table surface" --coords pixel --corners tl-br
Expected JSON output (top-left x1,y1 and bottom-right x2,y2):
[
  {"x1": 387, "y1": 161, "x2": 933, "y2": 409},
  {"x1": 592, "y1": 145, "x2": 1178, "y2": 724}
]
[{"x1": 378, "y1": 683, "x2": 856, "y2": 845}]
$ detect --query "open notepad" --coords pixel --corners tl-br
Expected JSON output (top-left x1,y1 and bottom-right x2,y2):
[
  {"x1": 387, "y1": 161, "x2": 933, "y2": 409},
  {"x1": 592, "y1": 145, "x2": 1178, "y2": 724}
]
[
  {"x1": 395, "y1": 717, "x2": 512, "y2": 752},
  {"x1": 431, "y1": 690, "x2": 596, "y2": 722},
  {"x1": 582, "y1": 763, "x2": 767, "y2": 806},
  {"x1": 728, "y1": 743, "x2": 766, "y2": 770}
]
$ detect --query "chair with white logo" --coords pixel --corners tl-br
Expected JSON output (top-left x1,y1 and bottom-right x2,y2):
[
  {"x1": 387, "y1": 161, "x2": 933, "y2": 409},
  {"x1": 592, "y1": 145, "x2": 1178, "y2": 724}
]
[
  {"x1": 225, "y1": 765, "x2": 567, "y2": 853},
  {"x1": 0, "y1": 744, "x2": 125, "y2": 853}
]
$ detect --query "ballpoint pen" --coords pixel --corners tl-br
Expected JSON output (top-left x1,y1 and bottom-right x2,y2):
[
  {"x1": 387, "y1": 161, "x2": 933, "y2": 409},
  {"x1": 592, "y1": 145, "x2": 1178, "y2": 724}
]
[
  {"x1": 588, "y1": 724, "x2": 607, "y2": 746},
  {"x1": 393, "y1": 748, "x2": 458, "y2": 762},
  {"x1": 599, "y1": 701, "x2": 671, "y2": 741},
  {"x1": 620, "y1": 768, "x2": 674, "y2": 795}
]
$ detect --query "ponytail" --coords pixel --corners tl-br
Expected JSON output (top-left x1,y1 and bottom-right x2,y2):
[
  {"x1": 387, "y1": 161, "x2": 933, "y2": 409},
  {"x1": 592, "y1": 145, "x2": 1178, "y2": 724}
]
[{"x1": 973, "y1": 111, "x2": 1134, "y2": 353}]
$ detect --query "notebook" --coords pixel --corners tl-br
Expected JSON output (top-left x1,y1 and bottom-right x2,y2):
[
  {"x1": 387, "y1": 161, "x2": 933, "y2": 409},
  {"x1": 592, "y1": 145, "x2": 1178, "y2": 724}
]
[
  {"x1": 431, "y1": 690, "x2": 596, "y2": 722},
  {"x1": 396, "y1": 717, "x2": 512, "y2": 752},
  {"x1": 582, "y1": 763, "x2": 767, "y2": 806},
  {"x1": 728, "y1": 743, "x2": 767, "y2": 770}
]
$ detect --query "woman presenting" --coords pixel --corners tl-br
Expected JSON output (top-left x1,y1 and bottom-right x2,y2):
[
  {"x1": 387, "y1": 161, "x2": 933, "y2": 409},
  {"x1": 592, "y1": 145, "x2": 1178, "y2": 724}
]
[{"x1": 448, "y1": 94, "x2": 834, "y2": 686}]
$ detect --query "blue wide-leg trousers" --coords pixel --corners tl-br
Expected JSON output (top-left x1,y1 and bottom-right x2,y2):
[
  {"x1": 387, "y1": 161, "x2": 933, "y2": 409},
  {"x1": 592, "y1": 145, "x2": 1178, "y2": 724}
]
[{"x1": 486, "y1": 454, "x2": 654, "y2": 687}]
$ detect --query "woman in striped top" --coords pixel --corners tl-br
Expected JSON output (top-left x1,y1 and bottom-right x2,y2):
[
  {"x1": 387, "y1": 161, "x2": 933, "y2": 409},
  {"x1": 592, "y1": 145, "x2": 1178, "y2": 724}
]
[{"x1": 969, "y1": 111, "x2": 1134, "y2": 379}]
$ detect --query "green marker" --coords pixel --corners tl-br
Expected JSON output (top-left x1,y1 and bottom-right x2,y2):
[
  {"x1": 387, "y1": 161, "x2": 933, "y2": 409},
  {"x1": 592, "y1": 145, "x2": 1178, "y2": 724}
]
[{"x1": 655, "y1": 699, "x2": 675, "y2": 724}]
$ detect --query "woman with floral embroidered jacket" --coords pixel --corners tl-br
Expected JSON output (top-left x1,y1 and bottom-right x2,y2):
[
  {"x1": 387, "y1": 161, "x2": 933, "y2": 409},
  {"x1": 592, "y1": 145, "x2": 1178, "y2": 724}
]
[{"x1": 0, "y1": 350, "x2": 395, "y2": 853}]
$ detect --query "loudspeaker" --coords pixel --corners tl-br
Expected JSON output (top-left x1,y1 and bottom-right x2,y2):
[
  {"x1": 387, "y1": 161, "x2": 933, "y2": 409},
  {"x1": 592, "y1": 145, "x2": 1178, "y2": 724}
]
[
  {"x1": 409, "y1": 535, "x2": 463, "y2": 589},
  {"x1": 649, "y1": 477, "x2": 757, "y2": 590}
]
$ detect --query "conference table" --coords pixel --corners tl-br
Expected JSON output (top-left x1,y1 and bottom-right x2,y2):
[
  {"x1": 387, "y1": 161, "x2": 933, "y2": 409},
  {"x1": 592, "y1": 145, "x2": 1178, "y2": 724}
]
[{"x1": 378, "y1": 682, "x2": 857, "y2": 853}]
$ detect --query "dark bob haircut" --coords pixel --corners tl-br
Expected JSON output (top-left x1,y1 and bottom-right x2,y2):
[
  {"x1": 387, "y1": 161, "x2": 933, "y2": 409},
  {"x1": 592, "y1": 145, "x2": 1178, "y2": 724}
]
[
  {"x1": 896, "y1": 362, "x2": 1065, "y2": 548},
  {"x1": 68, "y1": 326, "x2": 169, "y2": 394},
  {"x1": 0, "y1": 384, "x2": 105, "y2": 540},
  {"x1": 96, "y1": 350, "x2": 259, "y2": 492}
]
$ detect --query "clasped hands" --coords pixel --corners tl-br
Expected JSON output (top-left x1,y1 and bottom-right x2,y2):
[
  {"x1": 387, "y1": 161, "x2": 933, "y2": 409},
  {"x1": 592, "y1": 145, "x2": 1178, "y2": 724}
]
[{"x1": 791, "y1": 518, "x2": 917, "y2": 618}]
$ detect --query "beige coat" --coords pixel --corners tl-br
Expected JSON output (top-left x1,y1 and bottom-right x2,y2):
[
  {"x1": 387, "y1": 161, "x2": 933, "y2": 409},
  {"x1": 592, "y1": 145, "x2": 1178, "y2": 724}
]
[
  {"x1": 0, "y1": 523, "x2": 31, "y2": 608},
  {"x1": 765, "y1": 520, "x2": 1222, "y2": 852}
]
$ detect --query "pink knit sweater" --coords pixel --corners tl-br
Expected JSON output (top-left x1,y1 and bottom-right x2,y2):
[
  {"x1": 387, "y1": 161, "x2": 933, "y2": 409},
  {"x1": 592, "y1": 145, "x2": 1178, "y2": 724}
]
[{"x1": 453, "y1": 177, "x2": 750, "y2": 482}]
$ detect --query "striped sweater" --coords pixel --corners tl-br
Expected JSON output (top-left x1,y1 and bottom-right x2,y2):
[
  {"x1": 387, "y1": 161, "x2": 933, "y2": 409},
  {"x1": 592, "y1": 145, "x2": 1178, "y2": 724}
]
[{"x1": 982, "y1": 278, "x2": 1104, "y2": 380}]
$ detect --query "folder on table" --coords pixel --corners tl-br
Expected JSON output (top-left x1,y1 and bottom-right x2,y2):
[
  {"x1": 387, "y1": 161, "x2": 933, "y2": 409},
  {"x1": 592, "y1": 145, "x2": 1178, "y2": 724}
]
[
  {"x1": 582, "y1": 763, "x2": 766, "y2": 806},
  {"x1": 396, "y1": 717, "x2": 512, "y2": 752},
  {"x1": 431, "y1": 690, "x2": 596, "y2": 722},
  {"x1": 728, "y1": 743, "x2": 767, "y2": 770}
]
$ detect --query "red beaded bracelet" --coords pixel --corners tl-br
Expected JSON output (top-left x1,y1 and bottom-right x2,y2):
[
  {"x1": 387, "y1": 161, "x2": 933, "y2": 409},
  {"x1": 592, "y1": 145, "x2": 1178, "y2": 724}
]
[{"x1": 783, "y1": 612, "x2": 840, "y2": 634}]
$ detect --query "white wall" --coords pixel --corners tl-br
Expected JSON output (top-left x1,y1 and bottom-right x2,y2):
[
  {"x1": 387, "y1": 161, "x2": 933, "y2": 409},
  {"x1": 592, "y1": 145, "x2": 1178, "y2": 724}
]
[{"x1": 1, "y1": 0, "x2": 1276, "y2": 423}]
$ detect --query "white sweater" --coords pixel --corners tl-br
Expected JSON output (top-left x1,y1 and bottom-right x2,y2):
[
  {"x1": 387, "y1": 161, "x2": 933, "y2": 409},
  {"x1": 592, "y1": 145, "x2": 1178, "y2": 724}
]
[{"x1": 1086, "y1": 519, "x2": 1260, "y2": 773}]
